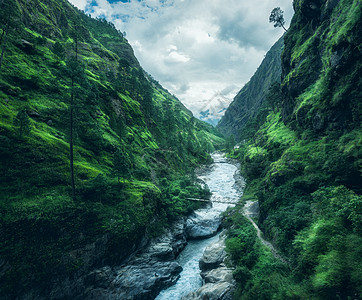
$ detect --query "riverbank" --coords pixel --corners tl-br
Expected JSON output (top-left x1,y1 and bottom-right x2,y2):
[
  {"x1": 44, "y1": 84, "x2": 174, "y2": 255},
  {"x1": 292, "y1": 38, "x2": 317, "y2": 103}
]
[
  {"x1": 155, "y1": 153, "x2": 244, "y2": 299},
  {"x1": 63, "y1": 153, "x2": 244, "y2": 299},
  {"x1": 182, "y1": 231, "x2": 235, "y2": 300}
]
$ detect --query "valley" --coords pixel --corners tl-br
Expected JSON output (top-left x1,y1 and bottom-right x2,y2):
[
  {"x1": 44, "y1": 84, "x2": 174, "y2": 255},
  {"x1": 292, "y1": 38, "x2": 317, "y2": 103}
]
[{"x1": 0, "y1": 0, "x2": 361, "y2": 299}]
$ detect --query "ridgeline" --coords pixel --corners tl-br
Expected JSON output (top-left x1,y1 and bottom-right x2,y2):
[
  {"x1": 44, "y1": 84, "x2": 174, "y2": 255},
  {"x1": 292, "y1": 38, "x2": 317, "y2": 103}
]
[
  {"x1": 0, "y1": 0, "x2": 223, "y2": 298},
  {"x1": 221, "y1": 0, "x2": 361, "y2": 299}
]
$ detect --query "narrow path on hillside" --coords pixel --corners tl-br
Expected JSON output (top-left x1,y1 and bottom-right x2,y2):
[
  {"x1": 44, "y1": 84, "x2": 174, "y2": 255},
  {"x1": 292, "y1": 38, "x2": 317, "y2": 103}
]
[{"x1": 243, "y1": 201, "x2": 288, "y2": 265}]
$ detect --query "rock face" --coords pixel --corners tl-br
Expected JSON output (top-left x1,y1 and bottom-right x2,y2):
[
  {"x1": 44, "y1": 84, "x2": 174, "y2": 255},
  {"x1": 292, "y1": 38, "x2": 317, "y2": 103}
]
[
  {"x1": 183, "y1": 233, "x2": 235, "y2": 300},
  {"x1": 217, "y1": 37, "x2": 284, "y2": 138},
  {"x1": 77, "y1": 218, "x2": 187, "y2": 300},
  {"x1": 83, "y1": 261, "x2": 182, "y2": 300},
  {"x1": 186, "y1": 210, "x2": 222, "y2": 239},
  {"x1": 204, "y1": 267, "x2": 234, "y2": 284},
  {"x1": 281, "y1": 0, "x2": 362, "y2": 129},
  {"x1": 199, "y1": 235, "x2": 226, "y2": 271},
  {"x1": 183, "y1": 281, "x2": 234, "y2": 300}
]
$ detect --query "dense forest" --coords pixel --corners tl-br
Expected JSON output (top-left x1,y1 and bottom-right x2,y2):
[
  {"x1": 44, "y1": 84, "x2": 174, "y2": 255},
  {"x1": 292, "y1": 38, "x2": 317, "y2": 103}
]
[
  {"x1": 219, "y1": 0, "x2": 361, "y2": 299},
  {"x1": 0, "y1": 0, "x2": 224, "y2": 298},
  {"x1": 0, "y1": 0, "x2": 361, "y2": 299}
]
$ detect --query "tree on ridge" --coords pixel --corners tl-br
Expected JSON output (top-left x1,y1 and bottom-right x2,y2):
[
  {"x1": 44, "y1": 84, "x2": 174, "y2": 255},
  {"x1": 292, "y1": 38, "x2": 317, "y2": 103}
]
[{"x1": 269, "y1": 7, "x2": 287, "y2": 32}]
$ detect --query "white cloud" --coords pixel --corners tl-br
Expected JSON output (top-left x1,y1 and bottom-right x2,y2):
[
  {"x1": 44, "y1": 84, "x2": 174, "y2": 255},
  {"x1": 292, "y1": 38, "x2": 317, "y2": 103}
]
[
  {"x1": 166, "y1": 51, "x2": 190, "y2": 63},
  {"x1": 68, "y1": 0, "x2": 88, "y2": 10},
  {"x1": 69, "y1": 0, "x2": 294, "y2": 117}
]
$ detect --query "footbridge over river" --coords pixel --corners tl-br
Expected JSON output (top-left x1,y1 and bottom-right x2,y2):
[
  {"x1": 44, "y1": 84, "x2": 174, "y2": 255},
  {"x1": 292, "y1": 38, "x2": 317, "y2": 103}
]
[{"x1": 186, "y1": 197, "x2": 237, "y2": 205}]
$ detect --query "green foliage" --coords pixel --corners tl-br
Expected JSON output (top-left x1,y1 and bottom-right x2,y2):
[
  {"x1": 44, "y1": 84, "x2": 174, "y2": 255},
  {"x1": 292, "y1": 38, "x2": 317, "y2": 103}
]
[
  {"x1": 112, "y1": 147, "x2": 126, "y2": 182},
  {"x1": 222, "y1": 2, "x2": 362, "y2": 299},
  {"x1": 158, "y1": 175, "x2": 211, "y2": 220},
  {"x1": 52, "y1": 41, "x2": 65, "y2": 58},
  {"x1": 0, "y1": 0, "x2": 223, "y2": 297},
  {"x1": 13, "y1": 108, "x2": 31, "y2": 137},
  {"x1": 312, "y1": 186, "x2": 362, "y2": 233},
  {"x1": 269, "y1": 7, "x2": 287, "y2": 31},
  {"x1": 266, "y1": 82, "x2": 283, "y2": 111},
  {"x1": 282, "y1": 0, "x2": 362, "y2": 130},
  {"x1": 223, "y1": 210, "x2": 296, "y2": 300},
  {"x1": 224, "y1": 134, "x2": 236, "y2": 152}
]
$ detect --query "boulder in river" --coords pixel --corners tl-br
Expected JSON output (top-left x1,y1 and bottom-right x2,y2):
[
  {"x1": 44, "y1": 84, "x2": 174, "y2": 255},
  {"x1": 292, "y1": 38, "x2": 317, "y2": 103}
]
[
  {"x1": 186, "y1": 210, "x2": 222, "y2": 239},
  {"x1": 199, "y1": 235, "x2": 226, "y2": 271},
  {"x1": 203, "y1": 266, "x2": 234, "y2": 284},
  {"x1": 182, "y1": 281, "x2": 234, "y2": 300},
  {"x1": 183, "y1": 233, "x2": 235, "y2": 300}
]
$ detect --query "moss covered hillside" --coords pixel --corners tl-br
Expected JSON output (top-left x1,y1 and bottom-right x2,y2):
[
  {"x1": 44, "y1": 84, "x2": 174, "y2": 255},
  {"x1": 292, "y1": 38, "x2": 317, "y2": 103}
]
[
  {"x1": 0, "y1": 0, "x2": 223, "y2": 297},
  {"x1": 223, "y1": 0, "x2": 362, "y2": 299}
]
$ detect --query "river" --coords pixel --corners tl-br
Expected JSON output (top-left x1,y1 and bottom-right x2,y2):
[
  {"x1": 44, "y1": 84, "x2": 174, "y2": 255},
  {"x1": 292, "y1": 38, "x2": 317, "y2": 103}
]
[{"x1": 155, "y1": 152, "x2": 244, "y2": 300}]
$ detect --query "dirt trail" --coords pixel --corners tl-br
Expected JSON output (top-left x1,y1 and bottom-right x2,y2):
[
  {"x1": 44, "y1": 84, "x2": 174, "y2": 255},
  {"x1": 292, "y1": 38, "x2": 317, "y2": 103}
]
[{"x1": 243, "y1": 201, "x2": 288, "y2": 264}]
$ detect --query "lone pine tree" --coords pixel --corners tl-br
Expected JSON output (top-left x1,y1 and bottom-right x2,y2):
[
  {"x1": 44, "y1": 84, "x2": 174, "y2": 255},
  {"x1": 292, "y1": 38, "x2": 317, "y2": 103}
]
[{"x1": 269, "y1": 7, "x2": 287, "y2": 32}]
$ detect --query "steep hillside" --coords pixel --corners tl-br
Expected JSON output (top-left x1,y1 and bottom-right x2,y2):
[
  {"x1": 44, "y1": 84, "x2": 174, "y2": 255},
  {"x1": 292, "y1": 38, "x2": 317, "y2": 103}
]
[
  {"x1": 223, "y1": 0, "x2": 361, "y2": 299},
  {"x1": 217, "y1": 37, "x2": 283, "y2": 139},
  {"x1": 0, "y1": 0, "x2": 223, "y2": 298}
]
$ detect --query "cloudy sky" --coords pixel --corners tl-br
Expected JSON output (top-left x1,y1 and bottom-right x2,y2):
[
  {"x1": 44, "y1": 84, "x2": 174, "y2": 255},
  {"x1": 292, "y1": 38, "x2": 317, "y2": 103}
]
[{"x1": 68, "y1": 0, "x2": 294, "y2": 117}]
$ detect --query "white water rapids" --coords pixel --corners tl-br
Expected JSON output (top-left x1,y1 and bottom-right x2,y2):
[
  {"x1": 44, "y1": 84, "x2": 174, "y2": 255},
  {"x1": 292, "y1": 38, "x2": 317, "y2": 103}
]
[{"x1": 155, "y1": 153, "x2": 244, "y2": 300}]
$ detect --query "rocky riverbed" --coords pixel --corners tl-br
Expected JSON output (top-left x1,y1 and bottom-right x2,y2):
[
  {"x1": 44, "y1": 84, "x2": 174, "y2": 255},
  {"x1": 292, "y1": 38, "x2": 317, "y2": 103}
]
[
  {"x1": 156, "y1": 153, "x2": 244, "y2": 299},
  {"x1": 74, "y1": 153, "x2": 244, "y2": 300},
  {"x1": 78, "y1": 218, "x2": 188, "y2": 300},
  {"x1": 182, "y1": 232, "x2": 235, "y2": 300}
]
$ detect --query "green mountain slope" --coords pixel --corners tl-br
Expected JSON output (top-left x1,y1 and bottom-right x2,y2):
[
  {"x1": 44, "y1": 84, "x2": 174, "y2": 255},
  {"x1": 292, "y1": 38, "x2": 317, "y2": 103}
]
[
  {"x1": 0, "y1": 0, "x2": 223, "y2": 297},
  {"x1": 217, "y1": 37, "x2": 283, "y2": 139},
  {"x1": 222, "y1": 0, "x2": 362, "y2": 299}
]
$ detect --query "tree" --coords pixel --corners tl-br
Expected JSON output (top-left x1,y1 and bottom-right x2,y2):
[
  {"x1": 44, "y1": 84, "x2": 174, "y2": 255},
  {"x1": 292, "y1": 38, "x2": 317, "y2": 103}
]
[
  {"x1": 140, "y1": 82, "x2": 153, "y2": 116},
  {"x1": 269, "y1": 7, "x2": 287, "y2": 32},
  {"x1": 0, "y1": 0, "x2": 20, "y2": 69},
  {"x1": 112, "y1": 146, "x2": 129, "y2": 185},
  {"x1": 52, "y1": 41, "x2": 65, "y2": 58},
  {"x1": 66, "y1": 25, "x2": 85, "y2": 200},
  {"x1": 13, "y1": 109, "x2": 31, "y2": 137},
  {"x1": 266, "y1": 82, "x2": 283, "y2": 111},
  {"x1": 69, "y1": 59, "x2": 76, "y2": 200},
  {"x1": 225, "y1": 135, "x2": 236, "y2": 152}
]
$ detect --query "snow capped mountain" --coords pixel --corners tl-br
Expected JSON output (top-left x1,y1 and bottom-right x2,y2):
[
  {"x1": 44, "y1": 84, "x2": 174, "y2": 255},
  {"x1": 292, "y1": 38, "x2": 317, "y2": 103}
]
[{"x1": 197, "y1": 92, "x2": 233, "y2": 126}]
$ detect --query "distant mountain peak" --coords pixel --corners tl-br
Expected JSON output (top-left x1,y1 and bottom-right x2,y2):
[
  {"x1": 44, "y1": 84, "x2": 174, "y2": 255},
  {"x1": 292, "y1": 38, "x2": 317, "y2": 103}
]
[{"x1": 198, "y1": 91, "x2": 233, "y2": 126}]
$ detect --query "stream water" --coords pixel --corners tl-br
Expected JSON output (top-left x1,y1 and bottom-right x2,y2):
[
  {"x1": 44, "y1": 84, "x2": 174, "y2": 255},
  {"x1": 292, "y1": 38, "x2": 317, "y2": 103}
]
[{"x1": 155, "y1": 153, "x2": 244, "y2": 300}]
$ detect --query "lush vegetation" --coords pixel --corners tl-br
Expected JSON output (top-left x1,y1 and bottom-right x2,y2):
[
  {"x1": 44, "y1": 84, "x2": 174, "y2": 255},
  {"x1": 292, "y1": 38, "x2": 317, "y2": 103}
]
[
  {"x1": 0, "y1": 0, "x2": 224, "y2": 297},
  {"x1": 223, "y1": 0, "x2": 362, "y2": 299}
]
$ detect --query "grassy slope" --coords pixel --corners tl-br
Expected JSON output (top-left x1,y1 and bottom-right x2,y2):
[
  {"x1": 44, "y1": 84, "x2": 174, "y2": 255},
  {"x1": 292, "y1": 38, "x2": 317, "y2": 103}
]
[
  {"x1": 224, "y1": 0, "x2": 361, "y2": 299},
  {"x1": 0, "y1": 0, "x2": 224, "y2": 297}
]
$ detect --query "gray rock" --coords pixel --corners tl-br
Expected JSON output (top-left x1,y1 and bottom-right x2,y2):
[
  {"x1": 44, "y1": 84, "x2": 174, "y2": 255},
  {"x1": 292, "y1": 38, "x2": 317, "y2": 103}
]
[
  {"x1": 79, "y1": 218, "x2": 187, "y2": 299},
  {"x1": 28, "y1": 110, "x2": 41, "y2": 118},
  {"x1": 322, "y1": 0, "x2": 339, "y2": 20},
  {"x1": 203, "y1": 267, "x2": 234, "y2": 284},
  {"x1": 313, "y1": 112, "x2": 325, "y2": 131},
  {"x1": 183, "y1": 233, "x2": 236, "y2": 300},
  {"x1": 186, "y1": 212, "x2": 221, "y2": 239},
  {"x1": 85, "y1": 266, "x2": 114, "y2": 288},
  {"x1": 149, "y1": 242, "x2": 174, "y2": 260},
  {"x1": 182, "y1": 281, "x2": 234, "y2": 300},
  {"x1": 84, "y1": 261, "x2": 182, "y2": 300},
  {"x1": 199, "y1": 236, "x2": 226, "y2": 271}
]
